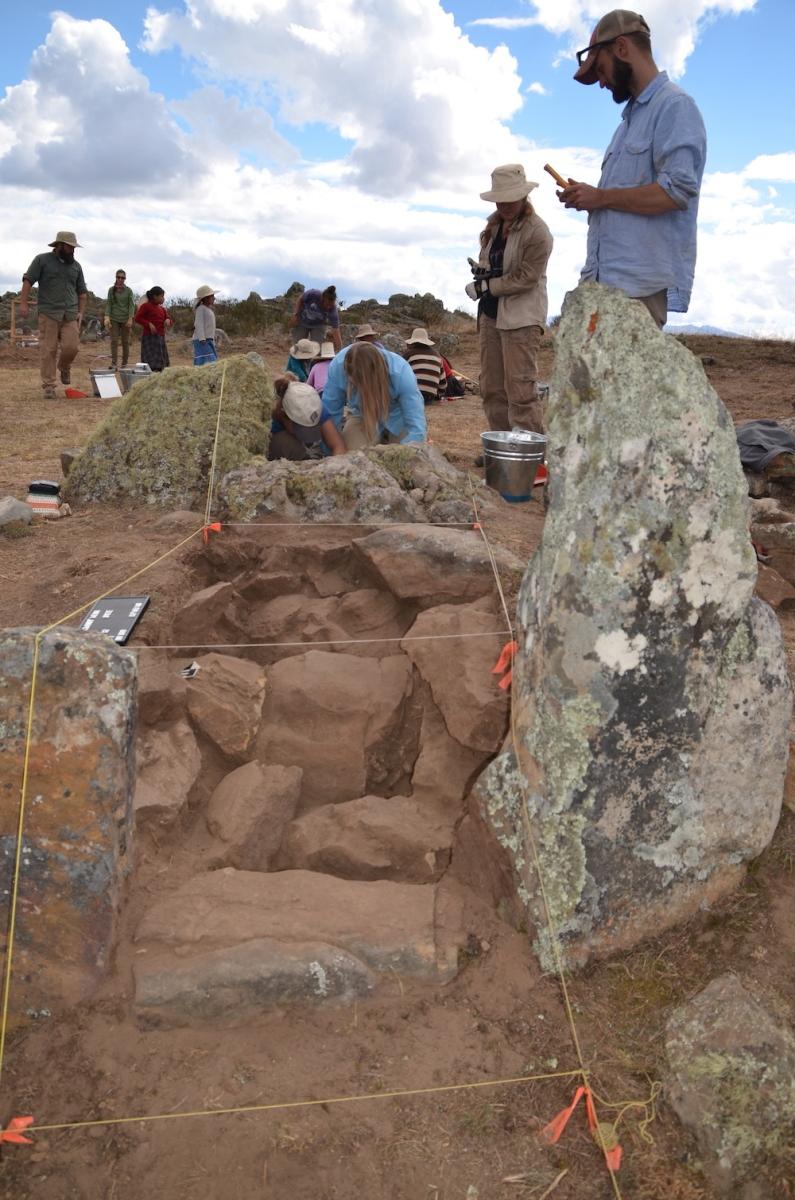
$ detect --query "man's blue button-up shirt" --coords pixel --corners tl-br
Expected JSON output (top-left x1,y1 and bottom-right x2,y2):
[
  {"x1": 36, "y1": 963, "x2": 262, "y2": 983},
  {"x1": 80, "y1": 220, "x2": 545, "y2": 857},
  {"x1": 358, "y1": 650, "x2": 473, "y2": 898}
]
[{"x1": 581, "y1": 72, "x2": 707, "y2": 313}]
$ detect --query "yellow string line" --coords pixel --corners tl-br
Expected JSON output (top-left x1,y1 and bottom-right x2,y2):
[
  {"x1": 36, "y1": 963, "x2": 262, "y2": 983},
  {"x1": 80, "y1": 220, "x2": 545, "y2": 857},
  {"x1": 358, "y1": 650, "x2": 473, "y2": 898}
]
[
  {"x1": 0, "y1": 635, "x2": 41, "y2": 1089},
  {"x1": 220, "y1": 520, "x2": 475, "y2": 528},
  {"x1": 203, "y1": 361, "x2": 228, "y2": 527},
  {"x1": 38, "y1": 527, "x2": 206, "y2": 636},
  {"x1": 133, "y1": 629, "x2": 513, "y2": 652},
  {"x1": 24, "y1": 1069, "x2": 583, "y2": 1136},
  {"x1": 469, "y1": 483, "x2": 623, "y2": 1200}
]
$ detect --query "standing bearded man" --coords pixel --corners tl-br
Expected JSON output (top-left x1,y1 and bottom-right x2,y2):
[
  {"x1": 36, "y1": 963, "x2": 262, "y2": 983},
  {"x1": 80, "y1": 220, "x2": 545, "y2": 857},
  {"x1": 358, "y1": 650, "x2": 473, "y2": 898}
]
[
  {"x1": 19, "y1": 231, "x2": 88, "y2": 399},
  {"x1": 558, "y1": 9, "x2": 706, "y2": 328}
]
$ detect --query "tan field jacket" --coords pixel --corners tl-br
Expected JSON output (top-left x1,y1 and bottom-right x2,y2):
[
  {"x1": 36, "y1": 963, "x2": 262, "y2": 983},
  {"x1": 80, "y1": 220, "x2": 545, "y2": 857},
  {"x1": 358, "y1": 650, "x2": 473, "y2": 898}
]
[{"x1": 478, "y1": 206, "x2": 553, "y2": 330}]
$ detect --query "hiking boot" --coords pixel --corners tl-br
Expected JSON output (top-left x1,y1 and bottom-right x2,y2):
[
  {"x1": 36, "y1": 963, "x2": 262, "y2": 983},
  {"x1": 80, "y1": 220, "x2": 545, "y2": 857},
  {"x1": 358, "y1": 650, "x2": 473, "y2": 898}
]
[
  {"x1": 59, "y1": 366, "x2": 71, "y2": 385},
  {"x1": 473, "y1": 453, "x2": 484, "y2": 467},
  {"x1": 43, "y1": 385, "x2": 56, "y2": 400}
]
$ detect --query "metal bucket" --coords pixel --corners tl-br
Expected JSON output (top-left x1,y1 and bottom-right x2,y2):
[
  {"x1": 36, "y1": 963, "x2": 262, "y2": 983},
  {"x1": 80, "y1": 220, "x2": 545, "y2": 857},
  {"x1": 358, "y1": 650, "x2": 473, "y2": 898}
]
[
  {"x1": 119, "y1": 363, "x2": 153, "y2": 393},
  {"x1": 481, "y1": 429, "x2": 547, "y2": 503},
  {"x1": 89, "y1": 368, "x2": 117, "y2": 398}
]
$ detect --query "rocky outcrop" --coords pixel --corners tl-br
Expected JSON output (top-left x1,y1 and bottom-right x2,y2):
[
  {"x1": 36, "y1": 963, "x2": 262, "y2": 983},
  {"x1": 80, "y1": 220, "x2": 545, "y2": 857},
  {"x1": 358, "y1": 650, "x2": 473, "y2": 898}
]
[
  {"x1": 665, "y1": 974, "x2": 795, "y2": 1195},
  {"x1": 218, "y1": 443, "x2": 474, "y2": 525},
  {"x1": 0, "y1": 629, "x2": 136, "y2": 1015},
  {"x1": 466, "y1": 284, "x2": 792, "y2": 968},
  {"x1": 65, "y1": 354, "x2": 272, "y2": 508}
]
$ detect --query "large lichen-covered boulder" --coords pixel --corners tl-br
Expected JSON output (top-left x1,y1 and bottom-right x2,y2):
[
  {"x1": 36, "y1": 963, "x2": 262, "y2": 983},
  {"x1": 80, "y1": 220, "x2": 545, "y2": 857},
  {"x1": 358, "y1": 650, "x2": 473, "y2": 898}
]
[
  {"x1": 665, "y1": 974, "x2": 795, "y2": 1195},
  {"x1": 468, "y1": 283, "x2": 792, "y2": 968},
  {"x1": 0, "y1": 629, "x2": 136, "y2": 1017},
  {"x1": 217, "y1": 443, "x2": 474, "y2": 524},
  {"x1": 65, "y1": 354, "x2": 272, "y2": 508}
]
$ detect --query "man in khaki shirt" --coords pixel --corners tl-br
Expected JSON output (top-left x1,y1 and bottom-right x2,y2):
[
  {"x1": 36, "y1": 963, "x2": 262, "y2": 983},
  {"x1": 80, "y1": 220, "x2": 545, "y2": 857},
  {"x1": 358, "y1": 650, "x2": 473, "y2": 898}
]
[{"x1": 19, "y1": 231, "x2": 88, "y2": 399}]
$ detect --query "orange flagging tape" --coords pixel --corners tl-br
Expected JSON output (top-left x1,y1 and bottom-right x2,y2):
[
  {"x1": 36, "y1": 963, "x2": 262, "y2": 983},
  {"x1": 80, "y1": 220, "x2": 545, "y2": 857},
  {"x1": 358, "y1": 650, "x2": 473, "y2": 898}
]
[
  {"x1": 540, "y1": 1086, "x2": 622, "y2": 1173},
  {"x1": 202, "y1": 522, "x2": 223, "y2": 544},
  {"x1": 492, "y1": 639, "x2": 518, "y2": 690},
  {"x1": 0, "y1": 1117, "x2": 34, "y2": 1145}
]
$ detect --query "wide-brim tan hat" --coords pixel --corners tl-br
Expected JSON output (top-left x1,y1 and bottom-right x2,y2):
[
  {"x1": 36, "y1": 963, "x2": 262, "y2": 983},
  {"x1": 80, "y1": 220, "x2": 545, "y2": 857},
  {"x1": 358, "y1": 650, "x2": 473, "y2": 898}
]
[
  {"x1": 289, "y1": 337, "x2": 320, "y2": 360},
  {"x1": 574, "y1": 9, "x2": 651, "y2": 85},
  {"x1": 48, "y1": 231, "x2": 81, "y2": 248},
  {"x1": 407, "y1": 327, "x2": 434, "y2": 347},
  {"x1": 480, "y1": 164, "x2": 538, "y2": 203},
  {"x1": 194, "y1": 284, "x2": 216, "y2": 305},
  {"x1": 317, "y1": 341, "x2": 336, "y2": 359},
  {"x1": 354, "y1": 324, "x2": 380, "y2": 340},
  {"x1": 283, "y1": 381, "x2": 323, "y2": 431}
]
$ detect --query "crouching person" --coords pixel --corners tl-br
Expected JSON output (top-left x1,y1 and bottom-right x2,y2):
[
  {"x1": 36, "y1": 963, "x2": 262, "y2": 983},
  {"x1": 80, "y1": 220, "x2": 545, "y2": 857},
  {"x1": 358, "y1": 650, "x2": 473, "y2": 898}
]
[
  {"x1": 323, "y1": 342, "x2": 427, "y2": 449},
  {"x1": 268, "y1": 377, "x2": 346, "y2": 461}
]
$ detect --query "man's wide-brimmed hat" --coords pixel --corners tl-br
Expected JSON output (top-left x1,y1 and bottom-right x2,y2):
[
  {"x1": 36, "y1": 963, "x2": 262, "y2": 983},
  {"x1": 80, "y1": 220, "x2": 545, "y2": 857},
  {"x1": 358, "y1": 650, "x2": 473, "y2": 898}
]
[
  {"x1": 354, "y1": 324, "x2": 379, "y2": 340},
  {"x1": 407, "y1": 327, "x2": 434, "y2": 347},
  {"x1": 480, "y1": 164, "x2": 538, "y2": 203},
  {"x1": 48, "y1": 231, "x2": 81, "y2": 248},
  {"x1": 194, "y1": 284, "x2": 216, "y2": 306},
  {"x1": 289, "y1": 337, "x2": 320, "y2": 360},
  {"x1": 574, "y1": 9, "x2": 651, "y2": 85}
]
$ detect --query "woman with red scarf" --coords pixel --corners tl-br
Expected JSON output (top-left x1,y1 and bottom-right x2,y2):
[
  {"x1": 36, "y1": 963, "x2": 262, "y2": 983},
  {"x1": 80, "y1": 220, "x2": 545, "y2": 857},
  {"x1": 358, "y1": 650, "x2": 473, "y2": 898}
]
[{"x1": 134, "y1": 286, "x2": 172, "y2": 372}]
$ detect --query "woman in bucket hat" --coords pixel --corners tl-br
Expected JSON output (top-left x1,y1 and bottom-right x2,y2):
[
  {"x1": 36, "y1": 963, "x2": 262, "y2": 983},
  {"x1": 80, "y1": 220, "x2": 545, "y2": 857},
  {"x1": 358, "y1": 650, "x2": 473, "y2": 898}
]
[
  {"x1": 192, "y1": 285, "x2": 218, "y2": 366},
  {"x1": 306, "y1": 341, "x2": 336, "y2": 398},
  {"x1": 284, "y1": 336, "x2": 319, "y2": 382},
  {"x1": 466, "y1": 164, "x2": 553, "y2": 463}
]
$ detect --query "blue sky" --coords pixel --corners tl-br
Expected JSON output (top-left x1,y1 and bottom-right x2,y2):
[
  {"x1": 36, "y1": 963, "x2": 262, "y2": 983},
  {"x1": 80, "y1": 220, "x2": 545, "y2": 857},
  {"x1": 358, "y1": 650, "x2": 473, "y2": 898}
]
[{"x1": 1, "y1": 1, "x2": 794, "y2": 334}]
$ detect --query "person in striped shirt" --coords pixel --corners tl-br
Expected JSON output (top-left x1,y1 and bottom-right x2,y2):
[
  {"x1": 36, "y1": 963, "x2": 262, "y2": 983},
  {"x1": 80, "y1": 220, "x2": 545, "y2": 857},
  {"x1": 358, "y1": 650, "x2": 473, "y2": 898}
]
[{"x1": 404, "y1": 328, "x2": 445, "y2": 405}]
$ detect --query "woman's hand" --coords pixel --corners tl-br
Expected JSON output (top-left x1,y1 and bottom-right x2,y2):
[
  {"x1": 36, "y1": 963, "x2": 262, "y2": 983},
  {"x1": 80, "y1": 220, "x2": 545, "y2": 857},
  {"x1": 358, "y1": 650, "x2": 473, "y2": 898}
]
[{"x1": 148, "y1": 323, "x2": 157, "y2": 334}]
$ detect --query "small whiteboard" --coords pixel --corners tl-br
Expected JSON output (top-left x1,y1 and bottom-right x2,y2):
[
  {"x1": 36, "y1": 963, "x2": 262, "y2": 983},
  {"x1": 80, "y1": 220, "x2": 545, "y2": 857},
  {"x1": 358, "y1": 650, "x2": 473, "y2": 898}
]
[
  {"x1": 95, "y1": 373, "x2": 122, "y2": 398},
  {"x1": 80, "y1": 596, "x2": 150, "y2": 644}
]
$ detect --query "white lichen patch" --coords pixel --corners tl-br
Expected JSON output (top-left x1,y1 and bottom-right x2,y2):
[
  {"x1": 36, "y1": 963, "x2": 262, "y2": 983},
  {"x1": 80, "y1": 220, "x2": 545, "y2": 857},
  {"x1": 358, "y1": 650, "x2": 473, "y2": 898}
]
[
  {"x1": 681, "y1": 529, "x2": 752, "y2": 618},
  {"x1": 619, "y1": 436, "x2": 649, "y2": 465},
  {"x1": 308, "y1": 961, "x2": 329, "y2": 996},
  {"x1": 594, "y1": 629, "x2": 647, "y2": 675}
]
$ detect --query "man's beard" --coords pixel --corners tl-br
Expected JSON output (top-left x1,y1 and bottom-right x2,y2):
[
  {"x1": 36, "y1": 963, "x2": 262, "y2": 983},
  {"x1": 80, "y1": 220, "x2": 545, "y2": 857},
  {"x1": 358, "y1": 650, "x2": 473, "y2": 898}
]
[
  {"x1": 58, "y1": 247, "x2": 75, "y2": 262},
  {"x1": 609, "y1": 55, "x2": 634, "y2": 104}
]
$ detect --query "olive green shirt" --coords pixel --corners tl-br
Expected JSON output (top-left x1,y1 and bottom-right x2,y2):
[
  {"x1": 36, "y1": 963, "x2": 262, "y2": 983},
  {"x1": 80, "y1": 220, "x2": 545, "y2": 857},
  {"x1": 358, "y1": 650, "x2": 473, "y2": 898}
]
[
  {"x1": 105, "y1": 284, "x2": 136, "y2": 323},
  {"x1": 23, "y1": 251, "x2": 87, "y2": 321}
]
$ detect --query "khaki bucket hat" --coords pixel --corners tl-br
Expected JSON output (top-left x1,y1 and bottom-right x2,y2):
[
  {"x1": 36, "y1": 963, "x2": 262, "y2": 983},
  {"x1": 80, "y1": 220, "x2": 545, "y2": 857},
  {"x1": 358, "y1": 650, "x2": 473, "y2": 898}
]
[
  {"x1": 48, "y1": 231, "x2": 81, "y2": 247},
  {"x1": 289, "y1": 337, "x2": 320, "y2": 360},
  {"x1": 407, "y1": 327, "x2": 434, "y2": 346},
  {"x1": 574, "y1": 9, "x2": 651, "y2": 84},
  {"x1": 354, "y1": 324, "x2": 380, "y2": 340},
  {"x1": 480, "y1": 164, "x2": 538, "y2": 203}
]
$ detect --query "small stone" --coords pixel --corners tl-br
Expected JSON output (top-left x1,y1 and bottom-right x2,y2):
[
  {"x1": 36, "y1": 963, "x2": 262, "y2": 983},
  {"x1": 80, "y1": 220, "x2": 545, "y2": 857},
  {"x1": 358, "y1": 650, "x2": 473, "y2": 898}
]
[
  {"x1": 665, "y1": 974, "x2": 795, "y2": 1194},
  {"x1": 206, "y1": 761, "x2": 302, "y2": 868},
  {"x1": 0, "y1": 497, "x2": 34, "y2": 527}
]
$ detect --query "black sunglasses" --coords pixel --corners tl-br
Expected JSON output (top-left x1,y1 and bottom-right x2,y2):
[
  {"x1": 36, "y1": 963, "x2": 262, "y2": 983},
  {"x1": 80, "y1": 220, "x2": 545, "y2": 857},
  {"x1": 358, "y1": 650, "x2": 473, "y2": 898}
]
[{"x1": 576, "y1": 37, "x2": 617, "y2": 66}]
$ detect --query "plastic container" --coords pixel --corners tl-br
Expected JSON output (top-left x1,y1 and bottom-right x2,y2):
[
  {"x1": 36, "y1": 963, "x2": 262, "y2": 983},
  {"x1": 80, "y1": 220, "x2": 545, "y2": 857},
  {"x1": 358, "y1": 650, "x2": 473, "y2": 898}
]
[
  {"x1": 119, "y1": 363, "x2": 153, "y2": 393},
  {"x1": 89, "y1": 368, "x2": 117, "y2": 397},
  {"x1": 481, "y1": 429, "x2": 547, "y2": 503}
]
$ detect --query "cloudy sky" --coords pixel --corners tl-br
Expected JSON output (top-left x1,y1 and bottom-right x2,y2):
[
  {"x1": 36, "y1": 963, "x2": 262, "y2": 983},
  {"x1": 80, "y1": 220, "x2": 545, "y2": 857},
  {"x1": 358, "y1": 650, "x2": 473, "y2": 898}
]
[{"x1": 1, "y1": 0, "x2": 793, "y2": 335}]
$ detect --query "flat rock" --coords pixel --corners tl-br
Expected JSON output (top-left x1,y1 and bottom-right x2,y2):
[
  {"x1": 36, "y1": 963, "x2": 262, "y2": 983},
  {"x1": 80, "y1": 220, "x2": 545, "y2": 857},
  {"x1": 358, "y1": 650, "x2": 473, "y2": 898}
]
[
  {"x1": 186, "y1": 653, "x2": 267, "y2": 761},
  {"x1": 134, "y1": 720, "x2": 202, "y2": 829},
  {"x1": 353, "y1": 525, "x2": 523, "y2": 607},
  {"x1": 410, "y1": 693, "x2": 488, "y2": 808},
  {"x1": 134, "y1": 938, "x2": 374, "y2": 1025},
  {"x1": 401, "y1": 598, "x2": 508, "y2": 752},
  {"x1": 469, "y1": 284, "x2": 793, "y2": 969},
  {"x1": 136, "y1": 868, "x2": 466, "y2": 980},
  {"x1": 205, "y1": 761, "x2": 302, "y2": 869},
  {"x1": 256, "y1": 650, "x2": 415, "y2": 809},
  {"x1": 0, "y1": 497, "x2": 34, "y2": 527},
  {"x1": 279, "y1": 795, "x2": 454, "y2": 882},
  {"x1": 171, "y1": 581, "x2": 245, "y2": 648},
  {"x1": 665, "y1": 974, "x2": 795, "y2": 1195}
]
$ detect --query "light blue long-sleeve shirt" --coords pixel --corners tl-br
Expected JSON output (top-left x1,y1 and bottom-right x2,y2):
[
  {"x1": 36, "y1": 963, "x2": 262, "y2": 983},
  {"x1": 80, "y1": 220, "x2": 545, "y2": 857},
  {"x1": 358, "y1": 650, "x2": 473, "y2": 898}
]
[
  {"x1": 581, "y1": 72, "x2": 707, "y2": 313},
  {"x1": 323, "y1": 345, "x2": 427, "y2": 443}
]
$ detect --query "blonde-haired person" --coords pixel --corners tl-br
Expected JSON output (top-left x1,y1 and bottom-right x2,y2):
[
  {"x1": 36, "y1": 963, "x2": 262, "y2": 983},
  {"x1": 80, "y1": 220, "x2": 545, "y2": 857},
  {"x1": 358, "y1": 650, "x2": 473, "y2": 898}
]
[
  {"x1": 268, "y1": 375, "x2": 345, "y2": 461},
  {"x1": 323, "y1": 341, "x2": 426, "y2": 450},
  {"x1": 466, "y1": 163, "x2": 553, "y2": 462}
]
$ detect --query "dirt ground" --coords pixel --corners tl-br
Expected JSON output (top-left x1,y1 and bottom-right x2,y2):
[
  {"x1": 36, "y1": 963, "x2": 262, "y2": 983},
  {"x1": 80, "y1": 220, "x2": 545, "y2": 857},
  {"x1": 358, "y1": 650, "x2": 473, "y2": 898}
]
[{"x1": 1, "y1": 327, "x2": 794, "y2": 1199}]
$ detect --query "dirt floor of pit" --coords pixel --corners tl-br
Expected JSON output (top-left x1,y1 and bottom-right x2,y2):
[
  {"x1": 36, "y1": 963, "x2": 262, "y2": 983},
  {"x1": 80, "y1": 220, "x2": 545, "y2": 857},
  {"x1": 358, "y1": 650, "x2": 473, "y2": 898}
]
[{"x1": 1, "y1": 327, "x2": 795, "y2": 1199}]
